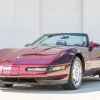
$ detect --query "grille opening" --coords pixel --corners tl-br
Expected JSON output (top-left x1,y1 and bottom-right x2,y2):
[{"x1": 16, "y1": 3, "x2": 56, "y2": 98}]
[{"x1": 1, "y1": 78, "x2": 37, "y2": 83}]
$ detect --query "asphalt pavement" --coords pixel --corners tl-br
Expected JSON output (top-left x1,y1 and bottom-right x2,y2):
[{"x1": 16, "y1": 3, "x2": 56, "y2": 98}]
[{"x1": 0, "y1": 77, "x2": 100, "y2": 100}]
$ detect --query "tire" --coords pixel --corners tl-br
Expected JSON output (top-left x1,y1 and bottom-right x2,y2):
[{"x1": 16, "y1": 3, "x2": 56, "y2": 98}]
[
  {"x1": 3, "y1": 84, "x2": 13, "y2": 88},
  {"x1": 63, "y1": 57, "x2": 83, "y2": 90}
]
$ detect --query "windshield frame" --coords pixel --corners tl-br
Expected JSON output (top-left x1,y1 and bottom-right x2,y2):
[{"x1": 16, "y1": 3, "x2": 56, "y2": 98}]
[{"x1": 29, "y1": 33, "x2": 89, "y2": 47}]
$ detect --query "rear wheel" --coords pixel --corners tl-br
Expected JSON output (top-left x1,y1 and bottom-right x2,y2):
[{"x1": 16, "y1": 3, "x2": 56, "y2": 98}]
[{"x1": 63, "y1": 57, "x2": 83, "y2": 90}]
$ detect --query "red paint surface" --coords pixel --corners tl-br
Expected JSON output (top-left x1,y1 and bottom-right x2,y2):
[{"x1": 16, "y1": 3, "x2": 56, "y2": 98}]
[{"x1": 0, "y1": 47, "x2": 68, "y2": 78}]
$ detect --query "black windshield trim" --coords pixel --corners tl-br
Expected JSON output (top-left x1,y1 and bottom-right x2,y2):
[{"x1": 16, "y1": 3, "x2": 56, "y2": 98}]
[{"x1": 28, "y1": 33, "x2": 89, "y2": 47}]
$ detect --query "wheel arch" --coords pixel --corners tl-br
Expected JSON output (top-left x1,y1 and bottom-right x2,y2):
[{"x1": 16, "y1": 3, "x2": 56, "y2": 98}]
[{"x1": 74, "y1": 53, "x2": 85, "y2": 73}]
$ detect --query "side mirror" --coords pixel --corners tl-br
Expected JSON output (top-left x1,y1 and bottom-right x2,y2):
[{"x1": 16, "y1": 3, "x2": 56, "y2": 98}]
[{"x1": 89, "y1": 42, "x2": 97, "y2": 51}]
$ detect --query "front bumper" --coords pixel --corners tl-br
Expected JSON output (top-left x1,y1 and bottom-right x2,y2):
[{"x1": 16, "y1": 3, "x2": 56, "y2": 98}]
[
  {"x1": 0, "y1": 65, "x2": 70, "y2": 85},
  {"x1": 0, "y1": 77, "x2": 68, "y2": 85}
]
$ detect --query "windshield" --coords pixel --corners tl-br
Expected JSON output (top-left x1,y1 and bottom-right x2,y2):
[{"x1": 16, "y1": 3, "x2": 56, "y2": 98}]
[{"x1": 31, "y1": 34, "x2": 88, "y2": 47}]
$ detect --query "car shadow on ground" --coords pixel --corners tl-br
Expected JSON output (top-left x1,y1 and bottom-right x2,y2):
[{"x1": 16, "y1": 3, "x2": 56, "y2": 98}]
[{"x1": 1, "y1": 77, "x2": 100, "y2": 94}]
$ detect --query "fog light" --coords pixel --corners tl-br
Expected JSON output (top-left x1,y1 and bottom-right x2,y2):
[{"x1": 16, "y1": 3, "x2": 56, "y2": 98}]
[{"x1": 48, "y1": 65, "x2": 66, "y2": 72}]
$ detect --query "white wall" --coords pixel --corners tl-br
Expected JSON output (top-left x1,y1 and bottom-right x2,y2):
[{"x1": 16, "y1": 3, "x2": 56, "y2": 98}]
[
  {"x1": 40, "y1": 0, "x2": 82, "y2": 33},
  {"x1": 0, "y1": 0, "x2": 83, "y2": 48},
  {"x1": 0, "y1": 0, "x2": 40, "y2": 48},
  {"x1": 84, "y1": 0, "x2": 100, "y2": 42},
  {"x1": 0, "y1": 0, "x2": 99, "y2": 48}
]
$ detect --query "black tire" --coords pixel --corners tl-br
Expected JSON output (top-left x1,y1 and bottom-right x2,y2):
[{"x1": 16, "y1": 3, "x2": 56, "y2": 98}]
[
  {"x1": 3, "y1": 84, "x2": 13, "y2": 88},
  {"x1": 63, "y1": 57, "x2": 83, "y2": 90}
]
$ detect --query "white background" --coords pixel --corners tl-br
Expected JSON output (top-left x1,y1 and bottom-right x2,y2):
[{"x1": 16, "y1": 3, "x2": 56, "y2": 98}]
[
  {"x1": 83, "y1": 0, "x2": 100, "y2": 42},
  {"x1": 0, "y1": 0, "x2": 100, "y2": 48}
]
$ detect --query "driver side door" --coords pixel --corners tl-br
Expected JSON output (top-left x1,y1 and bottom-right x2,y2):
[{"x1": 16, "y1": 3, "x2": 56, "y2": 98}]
[{"x1": 86, "y1": 42, "x2": 100, "y2": 71}]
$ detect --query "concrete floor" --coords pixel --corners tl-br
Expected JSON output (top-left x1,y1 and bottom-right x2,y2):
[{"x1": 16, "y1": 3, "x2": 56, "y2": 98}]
[{"x1": 0, "y1": 77, "x2": 100, "y2": 100}]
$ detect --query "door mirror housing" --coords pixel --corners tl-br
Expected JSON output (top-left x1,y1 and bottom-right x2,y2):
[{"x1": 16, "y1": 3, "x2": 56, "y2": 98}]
[{"x1": 89, "y1": 41, "x2": 99, "y2": 51}]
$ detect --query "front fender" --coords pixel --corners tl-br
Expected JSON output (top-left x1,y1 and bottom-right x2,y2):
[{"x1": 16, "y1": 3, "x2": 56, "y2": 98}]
[{"x1": 51, "y1": 48, "x2": 78, "y2": 65}]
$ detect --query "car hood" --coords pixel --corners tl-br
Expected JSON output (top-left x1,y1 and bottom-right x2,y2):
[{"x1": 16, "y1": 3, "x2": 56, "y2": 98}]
[{"x1": 0, "y1": 46, "x2": 74, "y2": 66}]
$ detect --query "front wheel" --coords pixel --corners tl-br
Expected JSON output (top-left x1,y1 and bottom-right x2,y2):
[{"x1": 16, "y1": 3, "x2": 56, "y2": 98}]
[{"x1": 63, "y1": 57, "x2": 83, "y2": 90}]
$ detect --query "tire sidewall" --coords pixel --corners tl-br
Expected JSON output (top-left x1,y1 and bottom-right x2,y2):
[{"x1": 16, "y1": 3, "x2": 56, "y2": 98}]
[{"x1": 68, "y1": 57, "x2": 83, "y2": 89}]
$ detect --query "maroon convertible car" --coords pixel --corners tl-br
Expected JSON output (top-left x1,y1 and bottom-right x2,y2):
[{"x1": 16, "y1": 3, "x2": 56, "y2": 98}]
[{"x1": 0, "y1": 33, "x2": 100, "y2": 90}]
